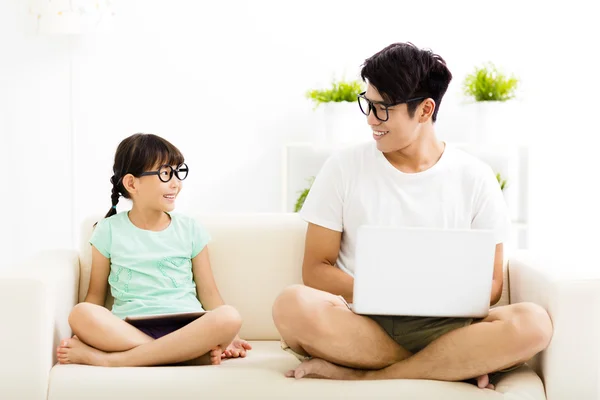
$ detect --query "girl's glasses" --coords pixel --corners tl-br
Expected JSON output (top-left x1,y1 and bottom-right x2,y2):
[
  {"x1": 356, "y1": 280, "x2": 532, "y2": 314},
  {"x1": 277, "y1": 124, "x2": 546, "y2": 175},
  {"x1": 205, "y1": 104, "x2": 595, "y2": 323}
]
[{"x1": 140, "y1": 163, "x2": 189, "y2": 182}]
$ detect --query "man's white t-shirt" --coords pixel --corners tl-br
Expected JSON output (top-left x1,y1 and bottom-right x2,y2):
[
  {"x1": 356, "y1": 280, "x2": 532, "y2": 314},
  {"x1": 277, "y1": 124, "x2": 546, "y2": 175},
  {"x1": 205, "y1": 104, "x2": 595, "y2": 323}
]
[{"x1": 299, "y1": 141, "x2": 511, "y2": 276}]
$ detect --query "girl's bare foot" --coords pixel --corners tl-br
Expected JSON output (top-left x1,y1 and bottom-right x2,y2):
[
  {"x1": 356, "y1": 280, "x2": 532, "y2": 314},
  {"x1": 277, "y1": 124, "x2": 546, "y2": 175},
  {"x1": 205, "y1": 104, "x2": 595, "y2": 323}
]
[
  {"x1": 176, "y1": 348, "x2": 223, "y2": 366},
  {"x1": 210, "y1": 347, "x2": 222, "y2": 365},
  {"x1": 56, "y1": 337, "x2": 109, "y2": 366}
]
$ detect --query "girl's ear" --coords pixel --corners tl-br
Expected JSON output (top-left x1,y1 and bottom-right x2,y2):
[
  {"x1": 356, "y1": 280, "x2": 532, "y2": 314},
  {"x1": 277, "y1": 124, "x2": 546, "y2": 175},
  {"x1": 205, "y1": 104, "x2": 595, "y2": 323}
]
[{"x1": 122, "y1": 174, "x2": 137, "y2": 196}]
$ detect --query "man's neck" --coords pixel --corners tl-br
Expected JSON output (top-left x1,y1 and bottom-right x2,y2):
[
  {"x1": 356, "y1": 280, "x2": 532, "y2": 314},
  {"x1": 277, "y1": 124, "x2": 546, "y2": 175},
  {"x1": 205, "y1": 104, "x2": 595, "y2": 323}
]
[
  {"x1": 128, "y1": 207, "x2": 171, "y2": 231},
  {"x1": 383, "y1": 127, "x2": 445, "y2": 174}
]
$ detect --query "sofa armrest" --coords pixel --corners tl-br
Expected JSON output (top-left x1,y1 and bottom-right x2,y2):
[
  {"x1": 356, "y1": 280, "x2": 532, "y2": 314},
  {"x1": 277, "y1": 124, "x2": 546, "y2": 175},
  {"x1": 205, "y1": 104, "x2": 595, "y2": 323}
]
[
  {"x1": 509, "y1": 250, "x2": 600, "y2": 400},
  {"x1": 0, "y1": 250, "x2": 79, "y2": 400}
]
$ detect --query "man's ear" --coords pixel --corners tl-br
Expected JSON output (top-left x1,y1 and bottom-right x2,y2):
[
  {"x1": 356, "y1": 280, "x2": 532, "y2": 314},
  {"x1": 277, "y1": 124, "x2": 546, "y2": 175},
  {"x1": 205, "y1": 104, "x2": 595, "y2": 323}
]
[
  {"x1": 418, "y1": 99, "x2": 436, "y2": 123},
  {"x1": 121, "y1": 174, "x2": 137, "y2": 196}
]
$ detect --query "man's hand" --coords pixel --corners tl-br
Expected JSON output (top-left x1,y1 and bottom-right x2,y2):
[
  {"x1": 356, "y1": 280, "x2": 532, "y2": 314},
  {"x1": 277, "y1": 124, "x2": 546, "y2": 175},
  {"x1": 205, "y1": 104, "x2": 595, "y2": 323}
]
[
  {"x1": 222, "y1": 336, "x2": 252, "y2": 359},
  {"x1": 490, "y1": 244, "x2": 504, "y2": 305}
]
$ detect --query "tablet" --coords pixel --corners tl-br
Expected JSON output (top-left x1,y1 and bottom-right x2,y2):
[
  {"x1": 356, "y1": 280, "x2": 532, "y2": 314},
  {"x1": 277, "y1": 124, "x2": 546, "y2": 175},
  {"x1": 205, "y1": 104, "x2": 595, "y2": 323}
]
[{"x1": 124, "y1": 311, "x2": 208, "y2": 324}]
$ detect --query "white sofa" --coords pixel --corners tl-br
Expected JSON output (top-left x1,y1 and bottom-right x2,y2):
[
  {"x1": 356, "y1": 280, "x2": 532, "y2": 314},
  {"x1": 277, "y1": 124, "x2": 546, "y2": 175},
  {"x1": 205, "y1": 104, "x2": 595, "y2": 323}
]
[{"x1": 1, "y1": 213, "x2": 598, "y2": 400}]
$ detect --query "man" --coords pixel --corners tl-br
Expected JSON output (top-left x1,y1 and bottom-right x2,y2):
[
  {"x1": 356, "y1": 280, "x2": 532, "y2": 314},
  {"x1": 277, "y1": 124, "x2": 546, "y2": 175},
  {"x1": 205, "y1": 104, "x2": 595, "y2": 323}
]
[{"x1": 272, "y1": 42, "x2": 552, "y2": 389}]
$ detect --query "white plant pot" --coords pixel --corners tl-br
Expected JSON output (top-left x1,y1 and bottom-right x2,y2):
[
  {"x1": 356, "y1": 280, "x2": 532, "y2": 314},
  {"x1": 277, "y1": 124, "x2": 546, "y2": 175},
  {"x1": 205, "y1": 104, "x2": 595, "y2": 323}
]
[
  {"x1": 315, "y1": 101, "x2": 369, "y2": 149},
  {"x1": 466, "y1": 101, "x2": 521, "y2": 145}
]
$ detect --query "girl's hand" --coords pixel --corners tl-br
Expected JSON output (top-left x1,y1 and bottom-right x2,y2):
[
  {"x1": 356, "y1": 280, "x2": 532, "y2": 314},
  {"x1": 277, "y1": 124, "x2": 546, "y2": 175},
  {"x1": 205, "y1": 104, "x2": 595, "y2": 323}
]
[{"x1": 222, "y1": 337, "x2": 252, "y2": 359}]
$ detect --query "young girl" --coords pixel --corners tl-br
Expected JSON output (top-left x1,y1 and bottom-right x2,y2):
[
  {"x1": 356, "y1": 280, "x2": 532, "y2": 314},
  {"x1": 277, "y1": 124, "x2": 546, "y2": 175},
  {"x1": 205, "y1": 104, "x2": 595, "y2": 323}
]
[{"x1": 56, "y1": 133, "x2": 251, "y2": 367}]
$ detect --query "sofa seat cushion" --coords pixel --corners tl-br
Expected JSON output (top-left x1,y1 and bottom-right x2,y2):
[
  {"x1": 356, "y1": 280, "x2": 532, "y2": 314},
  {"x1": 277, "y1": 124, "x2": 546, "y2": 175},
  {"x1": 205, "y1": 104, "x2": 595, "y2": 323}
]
[{"x1": 48, "y1": 341, "x2": 545, "y2": 399}]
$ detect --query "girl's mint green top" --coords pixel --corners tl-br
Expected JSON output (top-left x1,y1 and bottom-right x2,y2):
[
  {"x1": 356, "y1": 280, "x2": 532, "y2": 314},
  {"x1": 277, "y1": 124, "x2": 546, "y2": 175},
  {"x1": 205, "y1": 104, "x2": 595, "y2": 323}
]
[{"x1": 89, "y1": 211, "x2": 210, "y2": 319}]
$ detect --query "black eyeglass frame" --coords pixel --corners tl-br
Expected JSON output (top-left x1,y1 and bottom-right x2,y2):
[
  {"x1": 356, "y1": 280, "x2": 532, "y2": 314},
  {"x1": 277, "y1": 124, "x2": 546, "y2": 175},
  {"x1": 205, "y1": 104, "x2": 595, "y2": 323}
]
[
  {"x1": 357, "y1": 91, "x2": 426, "y2": 122},
  {"x1": 139, "y1": 163, "x2": 189, "y2": 183}
]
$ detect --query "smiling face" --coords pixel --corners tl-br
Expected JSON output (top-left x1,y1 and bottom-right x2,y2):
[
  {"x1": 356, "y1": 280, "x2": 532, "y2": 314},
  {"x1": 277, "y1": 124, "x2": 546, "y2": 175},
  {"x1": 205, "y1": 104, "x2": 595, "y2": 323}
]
[
  {"x1": 135, "y1": 164, "x2": 183, "y2": 213},
  {"x1": 120, "y1": 162, "x2": 185, "y2": 213},
  {"x1": 364, "y1": 83, "x2": 435, "y2": 153}
]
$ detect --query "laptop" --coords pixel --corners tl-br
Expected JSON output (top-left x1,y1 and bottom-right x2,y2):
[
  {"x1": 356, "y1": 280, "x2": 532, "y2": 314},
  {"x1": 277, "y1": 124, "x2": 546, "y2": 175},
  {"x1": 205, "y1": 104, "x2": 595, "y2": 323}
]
[{"x1": 351, "y1": 226, "x2": 496, "y2": 318}]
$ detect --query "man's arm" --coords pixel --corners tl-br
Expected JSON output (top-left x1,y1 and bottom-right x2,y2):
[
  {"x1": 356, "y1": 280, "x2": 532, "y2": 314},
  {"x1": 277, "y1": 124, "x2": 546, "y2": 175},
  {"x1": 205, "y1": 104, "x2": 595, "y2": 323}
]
[
  {"x1": 490, "y1": 243, "x2": 504, "y2": 305},
  {"x1": 302, "y1": 223, "x2": 354, "y2": 303}
]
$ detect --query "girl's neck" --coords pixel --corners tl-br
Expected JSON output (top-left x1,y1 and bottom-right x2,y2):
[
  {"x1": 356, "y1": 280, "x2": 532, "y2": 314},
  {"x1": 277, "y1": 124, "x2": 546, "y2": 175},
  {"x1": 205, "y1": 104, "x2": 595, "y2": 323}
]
[{"x1": 128, "y1": 206, "x2": 171, "y2": 232}]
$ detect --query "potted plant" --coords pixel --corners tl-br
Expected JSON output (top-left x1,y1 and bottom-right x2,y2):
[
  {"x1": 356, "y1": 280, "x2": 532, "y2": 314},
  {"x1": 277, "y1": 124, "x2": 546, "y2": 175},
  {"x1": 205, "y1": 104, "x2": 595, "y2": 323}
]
[
  {"x1": 306, "y1": 79, "x2": 367, "y2": 148},
  {"x1": 463, "y1": 63, "x2": 518, "y2": 102},
  {"x1": 463, "y1": 63, "x2": 519, "y2": 144},
  {"x1": 306, "y1": 80, "x2": 364, "y2": 108}
]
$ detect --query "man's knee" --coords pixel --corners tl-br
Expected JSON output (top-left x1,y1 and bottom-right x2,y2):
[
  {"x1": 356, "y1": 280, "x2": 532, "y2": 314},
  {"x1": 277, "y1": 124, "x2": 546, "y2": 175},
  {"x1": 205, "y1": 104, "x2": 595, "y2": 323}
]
[
  {"x1": 272, "y1": 284, "x2": 310, "y2": 328},
  {"x1": 272, "y1": 284, "x2": 331, "y2": 339},
  {"x1": 506, "y1": 302, "x2": 553, "y2": 355}
]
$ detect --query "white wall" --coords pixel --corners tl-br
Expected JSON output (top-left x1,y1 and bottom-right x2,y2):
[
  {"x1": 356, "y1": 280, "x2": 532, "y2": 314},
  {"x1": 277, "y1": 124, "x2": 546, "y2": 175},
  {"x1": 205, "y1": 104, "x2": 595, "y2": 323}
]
[
  {"x1": 0, "y1": 0, "x2": 72, "y2": 269},
  {"x1": 1, "y1": 0, "x2": 599, "y2": 269}
]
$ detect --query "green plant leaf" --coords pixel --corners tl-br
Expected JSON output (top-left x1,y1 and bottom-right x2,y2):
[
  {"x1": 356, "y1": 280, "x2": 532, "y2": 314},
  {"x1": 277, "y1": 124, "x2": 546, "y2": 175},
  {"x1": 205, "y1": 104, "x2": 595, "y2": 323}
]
[
  {"x1": 496, "y1": 172, "x2": 508, "y2": 191},
  {"x1": 306, "y1": 79, "x2": 364, "y2": 108},
  {"x1": 463, "y1": 63, "x2": 519, "y2": 102},
  {"x1": 294, "y1": 177, "x2": 315, "y2": 212}
]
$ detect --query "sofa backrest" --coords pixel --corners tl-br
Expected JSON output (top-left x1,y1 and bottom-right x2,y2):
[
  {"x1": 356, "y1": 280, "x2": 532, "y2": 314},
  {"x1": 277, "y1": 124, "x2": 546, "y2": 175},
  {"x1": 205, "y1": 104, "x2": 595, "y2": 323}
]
[{"x1": 78, "y1": 212, "x2": 510, "y2": 341}]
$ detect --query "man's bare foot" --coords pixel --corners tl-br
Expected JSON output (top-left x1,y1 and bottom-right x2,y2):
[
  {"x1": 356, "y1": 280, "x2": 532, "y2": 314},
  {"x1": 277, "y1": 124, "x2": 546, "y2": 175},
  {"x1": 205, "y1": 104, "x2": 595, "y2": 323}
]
[
  {"x1": 476, "y1": 374, "x2": 495, "y2": 390},
  {"x1": 210, "y1": 347, "x2": 222, "y2": 365},
  {"x1": 56, "y1": 337, "x2": 109, "y2": 366},
  {"x1": 285, "y1": 358, "x2": 365, "y2": 380},
  {"x1": 286, "y1": 358, "x2": 496, "y2": 388}
]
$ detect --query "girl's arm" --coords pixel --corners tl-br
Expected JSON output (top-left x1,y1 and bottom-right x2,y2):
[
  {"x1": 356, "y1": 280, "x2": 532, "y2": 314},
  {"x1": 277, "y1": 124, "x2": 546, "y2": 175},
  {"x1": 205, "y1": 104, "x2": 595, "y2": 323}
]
[
  {"x1": 192, "y1": 246, "x2": 226, "y2": 310},
  {"x1": 84, "y1": 246, "x2": 110, "y2": 306},
  {"x1": 193, "y1": 245, "x2": 251, "y2": 357}
]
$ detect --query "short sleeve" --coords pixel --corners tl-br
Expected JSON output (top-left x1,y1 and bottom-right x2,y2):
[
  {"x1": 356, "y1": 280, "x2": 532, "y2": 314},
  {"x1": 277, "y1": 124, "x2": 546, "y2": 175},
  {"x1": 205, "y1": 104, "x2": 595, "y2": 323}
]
[
  {"x1": 89, "y1": 218, "x2": 112, "y2": 258},
  {"x1": 298, "y1": 154, "x2": 344, "y2": 232},
  {"x1": 471, "y1": 166, "x2": 511, "y2": 244},
  {"x1": 191, "y1": 219, "x2": 212, "y2": 258}
]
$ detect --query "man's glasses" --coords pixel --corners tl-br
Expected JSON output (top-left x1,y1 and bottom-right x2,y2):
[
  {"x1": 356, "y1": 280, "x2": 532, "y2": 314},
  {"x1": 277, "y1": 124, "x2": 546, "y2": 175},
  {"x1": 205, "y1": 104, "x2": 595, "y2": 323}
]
[
  {"x1": 357, "y1": 91, "x2": 425, "y2": 122},
  {"x1": 140, "y1": 163, "x2": 189, "y2": 183}
]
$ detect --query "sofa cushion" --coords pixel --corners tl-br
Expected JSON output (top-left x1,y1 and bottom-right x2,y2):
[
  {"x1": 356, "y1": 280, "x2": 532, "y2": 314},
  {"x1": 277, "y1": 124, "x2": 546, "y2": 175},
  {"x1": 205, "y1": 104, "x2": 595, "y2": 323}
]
[{"x1": 48, "y1": 341, "x2": 545, "y2": 400}]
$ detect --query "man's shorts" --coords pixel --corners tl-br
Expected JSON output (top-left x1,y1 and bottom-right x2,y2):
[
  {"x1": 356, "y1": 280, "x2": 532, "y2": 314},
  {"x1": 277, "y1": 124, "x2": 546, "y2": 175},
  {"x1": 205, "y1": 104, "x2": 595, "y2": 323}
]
[
  {"x1": 368, "y1": 313, "x2": 473, "y2": 354},
  {"x1": 343, "y1": 295, "x2": 473, "y2": 354}
]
